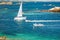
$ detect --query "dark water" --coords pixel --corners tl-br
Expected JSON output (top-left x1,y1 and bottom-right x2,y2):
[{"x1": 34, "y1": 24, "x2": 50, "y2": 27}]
[{"x1": 0, "y1": 2, "x2": 60, "y2": 40}]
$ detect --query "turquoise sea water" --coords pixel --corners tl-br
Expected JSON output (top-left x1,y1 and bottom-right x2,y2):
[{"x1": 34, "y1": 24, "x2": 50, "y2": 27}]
[{"x1": 0, "y1": 2, "x2": 60, "y2": 40}]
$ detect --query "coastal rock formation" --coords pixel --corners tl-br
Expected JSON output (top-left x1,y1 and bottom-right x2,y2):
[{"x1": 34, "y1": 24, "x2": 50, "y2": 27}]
[
  {"x1": 41, "y1": 7, "x2": 60, "y2": 12},
  {"x1": 0, "y1": 2, "x2": 12, "y2": 5},
  {"x1": 0, "y1": 36, "x2": 6, "y2": 40},
  {"x1": 49, "y1": 7, "x2": 60, "y2": 12}
]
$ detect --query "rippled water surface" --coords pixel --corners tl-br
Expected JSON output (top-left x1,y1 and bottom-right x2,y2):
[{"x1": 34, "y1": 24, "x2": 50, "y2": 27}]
[{"x1": 0, "y1": 2, "x2": 60, "y2": 40}]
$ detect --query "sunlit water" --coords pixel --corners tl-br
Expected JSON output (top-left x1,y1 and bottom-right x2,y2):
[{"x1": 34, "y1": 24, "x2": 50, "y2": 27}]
[{"x1": 0, "y1": 2, "x2": 60, "y2": 40}]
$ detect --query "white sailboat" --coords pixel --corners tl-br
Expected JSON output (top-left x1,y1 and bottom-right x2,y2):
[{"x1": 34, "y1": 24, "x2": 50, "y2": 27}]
[{"x1": 14, "y1": 2, "x2": 26, "y2": 21}]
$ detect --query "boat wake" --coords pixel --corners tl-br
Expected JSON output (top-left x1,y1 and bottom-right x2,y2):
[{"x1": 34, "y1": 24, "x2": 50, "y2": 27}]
[{"x1": 25, "y1": 20, "x2": 60, "y2": 22}]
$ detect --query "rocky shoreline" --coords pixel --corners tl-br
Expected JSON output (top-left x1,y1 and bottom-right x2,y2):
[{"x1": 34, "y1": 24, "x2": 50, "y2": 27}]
[
  {"x1": 0, "y1": 36, "x2": 6, "y2": 40},
  {"x1": 41, "y1": 7, "x2": 60, "y2": 12},
  {"x1": 0, "y1": 2, "x2": 12, "y2": 5}
]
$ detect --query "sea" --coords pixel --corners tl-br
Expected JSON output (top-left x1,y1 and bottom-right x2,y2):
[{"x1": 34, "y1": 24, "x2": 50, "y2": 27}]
[{"x1": 0, "y1": 2, "x2": 60, "y2": 40}]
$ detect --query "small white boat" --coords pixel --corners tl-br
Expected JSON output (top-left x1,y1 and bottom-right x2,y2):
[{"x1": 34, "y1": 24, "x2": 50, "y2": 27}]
[
  {"x1": 14, "y1": 2, "x2": 26, "y2": 21},
  {"x1": 33, "y1": 23, "x2": 44, "y2": 29},
  {"x1": 33, "y1": 23, "x2": 44, "y2": 26}
]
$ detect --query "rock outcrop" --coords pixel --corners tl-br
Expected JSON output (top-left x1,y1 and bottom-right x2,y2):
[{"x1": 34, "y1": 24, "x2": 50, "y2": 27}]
[
  {"x1": 49, "y1": 7, "x2": 60, "y2": 12},
  {"x1": 0, "y1": 36, "x2": 6, "y2": 40},
  {"x1": 0, "y1": 2, "x2": 12, "y2": 5},
  {"x1": 40, "y1": 7, "x2": 60, "y2": 12}
]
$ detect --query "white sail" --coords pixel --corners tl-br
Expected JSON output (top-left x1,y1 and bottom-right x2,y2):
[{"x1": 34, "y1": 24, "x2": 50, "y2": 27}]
[{"x1": 17, "y1": 2, "x2": 22, "y2": 17}]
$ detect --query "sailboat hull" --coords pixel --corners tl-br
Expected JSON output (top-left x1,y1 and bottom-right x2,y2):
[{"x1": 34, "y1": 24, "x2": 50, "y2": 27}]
[{"x1": 14, "y1": 17, "x2": 26, "y2": 21}]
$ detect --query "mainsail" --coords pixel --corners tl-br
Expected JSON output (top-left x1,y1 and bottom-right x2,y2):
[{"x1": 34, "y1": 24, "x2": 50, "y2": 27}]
[{"x1": 17, "y1": 2, "x2": 23, "y2": 17}]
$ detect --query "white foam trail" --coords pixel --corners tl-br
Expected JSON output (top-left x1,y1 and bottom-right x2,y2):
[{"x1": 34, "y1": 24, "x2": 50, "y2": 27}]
[
  {"x1": 33, "y1": 24, "x2": 60, "y2": 27},
  {"x1": 33, "y1": 23, "x2": 44, "y2": 26},
  {"x1": 46, "y1": 25, "x2": 60, "y2": 26},
  {"x1": 25, "y1": 20, "x2": 60, "y2": 22},
  {"x1": 33, "y1": 24, "x2": 60, "y2": 29}
]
